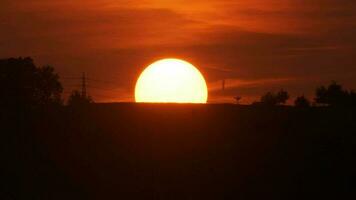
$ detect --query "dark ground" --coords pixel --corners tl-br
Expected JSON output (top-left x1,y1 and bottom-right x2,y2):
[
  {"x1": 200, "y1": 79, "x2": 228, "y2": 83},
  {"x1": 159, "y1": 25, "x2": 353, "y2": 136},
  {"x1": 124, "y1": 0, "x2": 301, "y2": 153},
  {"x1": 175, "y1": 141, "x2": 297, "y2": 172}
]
[{"x1": 2, "y1": 103, "x2": 355, "y2": 199}]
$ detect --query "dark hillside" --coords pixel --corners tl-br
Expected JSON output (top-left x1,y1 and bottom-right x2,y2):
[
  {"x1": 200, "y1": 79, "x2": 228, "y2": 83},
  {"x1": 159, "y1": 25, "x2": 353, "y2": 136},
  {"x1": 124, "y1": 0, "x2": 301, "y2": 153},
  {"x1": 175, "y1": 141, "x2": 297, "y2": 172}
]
[{"x1": 2, "y1": 104, "x2": 355, "y2": 199}]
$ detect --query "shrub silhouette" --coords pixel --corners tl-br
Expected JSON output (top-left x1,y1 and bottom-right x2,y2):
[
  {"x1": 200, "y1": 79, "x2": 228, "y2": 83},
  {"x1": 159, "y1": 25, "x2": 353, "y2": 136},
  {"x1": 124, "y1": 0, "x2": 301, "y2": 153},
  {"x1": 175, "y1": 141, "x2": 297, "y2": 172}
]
[
  {"x1": 0, "y1": 57, "x2": 63, "y2": 107},
  {"x1": 315, "y1": 81, "x2": 354, "y2": 106},
  {"x1": 260, "y1": 89, "x2": 289, "y2": 106},
  {"x1": 67, "y1": 90, "x2": 93, "y2": 106},
  {"x1": 294, "y1": 96, "x2": 311, "y2": 107}
]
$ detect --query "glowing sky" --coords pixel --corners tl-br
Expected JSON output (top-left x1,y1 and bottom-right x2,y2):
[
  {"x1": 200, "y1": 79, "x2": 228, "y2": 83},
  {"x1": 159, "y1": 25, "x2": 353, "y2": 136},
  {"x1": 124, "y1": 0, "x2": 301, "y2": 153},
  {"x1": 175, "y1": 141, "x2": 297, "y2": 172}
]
[{"x1": 1, "y1": 0, "x2": 356, "y2": 103}]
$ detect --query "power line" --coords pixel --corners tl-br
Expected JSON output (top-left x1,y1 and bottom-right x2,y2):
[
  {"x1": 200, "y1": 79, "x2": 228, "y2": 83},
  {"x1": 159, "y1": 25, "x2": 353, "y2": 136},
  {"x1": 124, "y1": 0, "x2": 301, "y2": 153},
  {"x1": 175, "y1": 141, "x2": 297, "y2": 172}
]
[
  {"x1": 61, "y1": 76, "x2": 119, "y2": 84},
  {"x1": 86, "y1": 78, "x2": 119, "y2": 85},
  {"x1": 59, "y1": 77, "x2": 80, "y2": 80},
  {"x1": 81, "y1": 72, "x2": 87, "y2": 98},
  {"x1": 86, "y1": 85, "x2": 123, "y2": 92},
  {"x1": 60, "y1": 73, "x2": 128, "y2": 101}
]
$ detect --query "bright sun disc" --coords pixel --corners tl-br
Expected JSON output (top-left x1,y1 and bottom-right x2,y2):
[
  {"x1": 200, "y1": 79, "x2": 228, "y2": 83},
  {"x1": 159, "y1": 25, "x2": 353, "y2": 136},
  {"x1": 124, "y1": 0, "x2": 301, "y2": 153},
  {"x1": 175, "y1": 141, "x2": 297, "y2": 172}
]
[{"x1": 135, "y1": 59, "x2": 208, "y2": 103}]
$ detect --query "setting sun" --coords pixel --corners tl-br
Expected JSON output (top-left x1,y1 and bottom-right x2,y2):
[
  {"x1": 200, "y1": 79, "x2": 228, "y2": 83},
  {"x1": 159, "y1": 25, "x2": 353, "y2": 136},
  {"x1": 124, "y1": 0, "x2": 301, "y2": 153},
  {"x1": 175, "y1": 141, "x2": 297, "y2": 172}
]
[{"x1": 135, "y1": 59, "x2": 208, "y2": 103}]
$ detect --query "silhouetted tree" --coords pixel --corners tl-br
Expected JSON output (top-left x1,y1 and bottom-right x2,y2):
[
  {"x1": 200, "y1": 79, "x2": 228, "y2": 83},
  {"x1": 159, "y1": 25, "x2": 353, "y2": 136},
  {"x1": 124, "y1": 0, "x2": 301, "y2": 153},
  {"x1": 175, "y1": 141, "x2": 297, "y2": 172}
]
[
  {"x1": 260, "y1": 92, "x2": 276, "y2": 105},
  {"x1": 67, "y1": 90, "x2": 93, "y2": 107},
  {"x1": 260, "y1": 89, "x2": 289, "y2": 106},
  {"x1": 315, "y1": 81, "x2": 350, "y2": 106},
  {"x1": 34, "y1": 65, "x2": 63, "y2": 105},
  {"x1": 276, "y1": 90, "x2": 289, "y2": 104},
  {"x1": 294, "y1": 96, "x2": 310, "y2": 108},
  {"x1": 0, "y1": 57, "x2": 63, "y2": 107}
]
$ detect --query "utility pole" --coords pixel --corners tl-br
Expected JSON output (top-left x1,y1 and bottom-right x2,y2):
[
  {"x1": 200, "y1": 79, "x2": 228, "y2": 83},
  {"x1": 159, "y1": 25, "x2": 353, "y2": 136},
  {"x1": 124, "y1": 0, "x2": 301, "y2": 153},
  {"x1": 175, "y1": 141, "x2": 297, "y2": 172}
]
[{"x1": 81, "y1": 72, "x2": 87, "y2": 98}]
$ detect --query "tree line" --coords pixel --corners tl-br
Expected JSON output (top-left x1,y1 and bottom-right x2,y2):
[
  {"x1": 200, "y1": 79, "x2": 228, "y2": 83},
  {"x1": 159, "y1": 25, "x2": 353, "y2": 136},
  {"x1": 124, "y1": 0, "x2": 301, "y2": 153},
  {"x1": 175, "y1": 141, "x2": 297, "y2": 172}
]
[
  {"x1": 238, "y1": 81, "x2": 356, "y2": 107},
  {"x1": 1, "y1": 57, "x2": 355, "y2": 108},
  {"x1": 0, "y1": 57, "x2": 92, "y2": 108}
]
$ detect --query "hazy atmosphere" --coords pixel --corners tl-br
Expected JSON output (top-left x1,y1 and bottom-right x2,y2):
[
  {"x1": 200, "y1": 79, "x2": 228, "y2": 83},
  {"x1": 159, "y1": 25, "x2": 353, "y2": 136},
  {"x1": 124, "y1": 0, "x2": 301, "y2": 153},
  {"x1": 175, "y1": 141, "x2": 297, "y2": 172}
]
[
  {"x1": 2, "y1": 0, "x2": 356, "y2": 103},
  {"x1": 2, "y1": 1, "x2": 355, "y2": 199}
]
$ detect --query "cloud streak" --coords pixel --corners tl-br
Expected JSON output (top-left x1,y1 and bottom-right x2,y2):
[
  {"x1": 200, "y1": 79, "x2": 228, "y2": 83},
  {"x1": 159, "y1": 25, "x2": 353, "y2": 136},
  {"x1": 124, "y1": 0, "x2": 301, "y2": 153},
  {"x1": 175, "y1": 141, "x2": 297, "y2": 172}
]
[{"x1": 1, "y1": 0, "x2": 356, "y2": 103}]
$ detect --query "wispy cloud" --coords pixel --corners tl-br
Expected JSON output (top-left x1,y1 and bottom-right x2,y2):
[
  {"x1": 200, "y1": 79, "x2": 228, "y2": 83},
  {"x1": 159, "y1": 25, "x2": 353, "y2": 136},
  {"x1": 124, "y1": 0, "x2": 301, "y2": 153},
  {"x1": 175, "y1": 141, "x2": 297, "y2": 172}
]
[
  {"x1": 1, "y1": 0, "x2": 356, "y2": 103},
  {"x1": 208, "y1": 78, "x2": 295, "y2": 92}
]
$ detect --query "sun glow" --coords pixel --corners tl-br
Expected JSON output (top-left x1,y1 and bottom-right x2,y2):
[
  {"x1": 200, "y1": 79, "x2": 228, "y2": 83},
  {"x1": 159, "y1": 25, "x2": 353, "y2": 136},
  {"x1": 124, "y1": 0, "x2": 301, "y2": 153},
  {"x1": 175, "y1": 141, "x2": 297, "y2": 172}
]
[{"x1": 135, "y1": 59, "x2": 208, "y2": 103}]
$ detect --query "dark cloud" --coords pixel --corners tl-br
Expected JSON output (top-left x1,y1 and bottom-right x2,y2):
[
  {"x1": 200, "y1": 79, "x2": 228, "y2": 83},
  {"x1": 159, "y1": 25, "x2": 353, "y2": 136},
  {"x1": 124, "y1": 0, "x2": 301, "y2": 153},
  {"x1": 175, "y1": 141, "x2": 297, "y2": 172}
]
[
  {"x1": 0, "y1": 5, "x2": 196, "y2": 55},
  {"x1": 1, "y1": 0, "x2": 356, "y2": 103}
]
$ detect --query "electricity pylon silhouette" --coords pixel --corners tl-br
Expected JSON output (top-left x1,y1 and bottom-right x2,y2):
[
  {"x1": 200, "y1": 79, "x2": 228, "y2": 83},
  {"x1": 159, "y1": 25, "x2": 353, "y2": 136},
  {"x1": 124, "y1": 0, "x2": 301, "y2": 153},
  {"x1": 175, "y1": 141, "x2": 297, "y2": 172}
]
[{"x1": 81, "y1": 72, "x2": 87, "y2": 98}]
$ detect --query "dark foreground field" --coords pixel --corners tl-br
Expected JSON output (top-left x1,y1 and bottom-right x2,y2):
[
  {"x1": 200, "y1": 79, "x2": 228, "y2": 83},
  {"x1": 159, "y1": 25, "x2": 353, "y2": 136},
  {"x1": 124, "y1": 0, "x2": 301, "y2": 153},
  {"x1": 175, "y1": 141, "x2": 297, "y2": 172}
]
[{"x1": 2, "y1": 104, "x2": 355, "y2": 199}]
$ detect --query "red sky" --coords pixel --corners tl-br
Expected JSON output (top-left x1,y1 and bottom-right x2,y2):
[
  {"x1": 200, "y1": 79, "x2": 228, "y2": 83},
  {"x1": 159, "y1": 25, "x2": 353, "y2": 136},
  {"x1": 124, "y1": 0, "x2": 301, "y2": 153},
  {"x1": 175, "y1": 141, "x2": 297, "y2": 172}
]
[{"x1": 1, "y1": 0, "x2": 356, "y2": 103}]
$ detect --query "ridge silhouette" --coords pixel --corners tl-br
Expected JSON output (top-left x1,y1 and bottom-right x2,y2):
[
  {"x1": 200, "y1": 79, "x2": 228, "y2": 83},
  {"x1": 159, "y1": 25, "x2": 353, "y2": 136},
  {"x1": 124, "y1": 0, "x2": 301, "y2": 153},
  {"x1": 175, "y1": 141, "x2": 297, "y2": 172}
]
[{"x1": 1, "y1": 57, "x2": 355, "y2": 199}]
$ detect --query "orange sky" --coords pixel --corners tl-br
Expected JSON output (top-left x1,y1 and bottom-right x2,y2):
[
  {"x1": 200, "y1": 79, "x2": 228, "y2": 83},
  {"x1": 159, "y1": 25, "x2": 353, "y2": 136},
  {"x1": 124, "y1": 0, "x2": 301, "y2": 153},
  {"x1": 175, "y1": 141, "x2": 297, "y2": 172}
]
[{"x1": 1, "y1": 0, "x2": 356, "y2": 103}]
